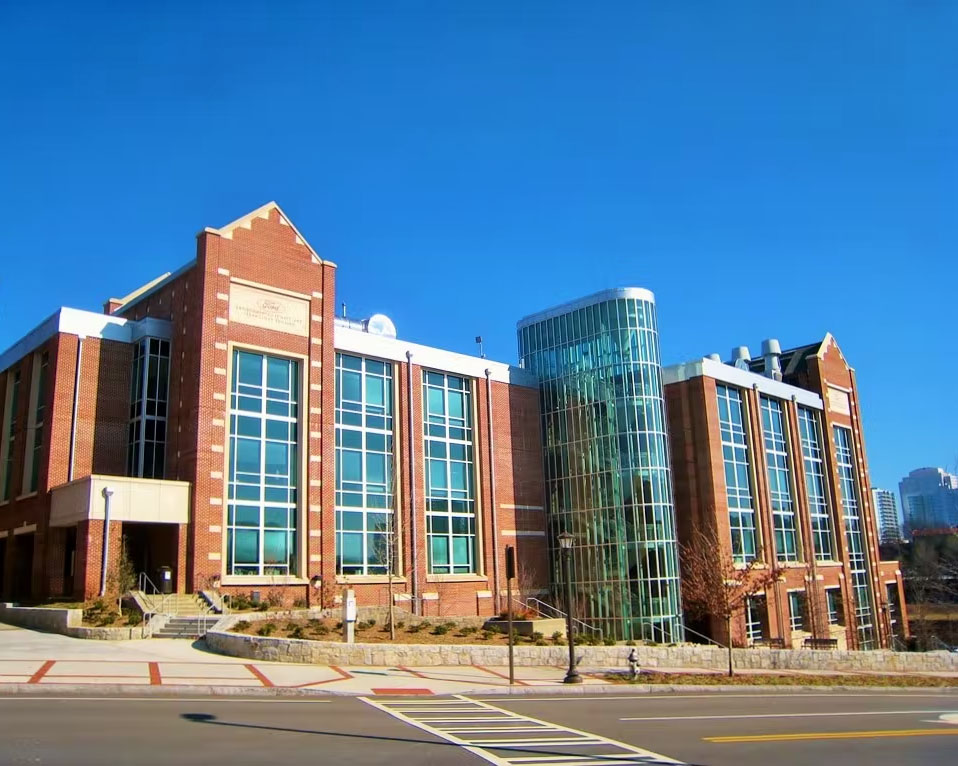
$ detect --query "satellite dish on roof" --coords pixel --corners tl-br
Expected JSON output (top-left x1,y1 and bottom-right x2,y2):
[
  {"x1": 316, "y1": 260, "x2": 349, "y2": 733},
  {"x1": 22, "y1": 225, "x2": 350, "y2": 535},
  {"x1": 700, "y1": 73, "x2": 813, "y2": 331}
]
[{"x1": 365, "y1": 314, "x2": 397, "y2": 338}]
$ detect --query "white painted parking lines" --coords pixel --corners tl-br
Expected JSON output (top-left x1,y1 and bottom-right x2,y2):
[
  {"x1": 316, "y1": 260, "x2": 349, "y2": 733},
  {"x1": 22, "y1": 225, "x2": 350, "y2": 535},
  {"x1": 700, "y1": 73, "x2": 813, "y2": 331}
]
[{"x1": 361, "y1": 694, "x2": 684, "y2": 765}]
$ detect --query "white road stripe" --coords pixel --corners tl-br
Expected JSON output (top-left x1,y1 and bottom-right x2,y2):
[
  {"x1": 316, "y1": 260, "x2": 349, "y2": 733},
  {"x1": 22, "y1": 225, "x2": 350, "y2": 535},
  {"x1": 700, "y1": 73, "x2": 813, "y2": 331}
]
[
  {"x1": 361, "y1": 694, "x2": 685, "y2": 765},
  {"x1": 621, "y1": 709, "x2": 956, "y2": 722},
  {"x1": 478, "y1": 692, "x2": 958, "y2": 702}
]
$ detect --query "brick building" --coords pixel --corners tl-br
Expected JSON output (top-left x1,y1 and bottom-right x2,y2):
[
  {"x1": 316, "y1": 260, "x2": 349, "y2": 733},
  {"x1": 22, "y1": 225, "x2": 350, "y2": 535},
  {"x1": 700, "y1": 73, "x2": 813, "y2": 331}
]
[
  {"x1": 0, "y1": 201, "x2": 905, "y2": 648},
  {"x1": 664, "y1": 337, "x2": 907, "y2": 649},
  {"x1": 0, "y1": 203, "x2": 548, "y2": 615}
]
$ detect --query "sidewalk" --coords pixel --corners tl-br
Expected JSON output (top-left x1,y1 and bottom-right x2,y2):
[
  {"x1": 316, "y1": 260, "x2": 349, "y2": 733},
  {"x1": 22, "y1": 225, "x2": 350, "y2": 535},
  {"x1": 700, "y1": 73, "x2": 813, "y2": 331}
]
[
  {"x1": 0, "y1": 624, "x2": 608, "y2": 695},
  {"x1": 1, "y1": 624, "x2": 954, "y2": 696}
]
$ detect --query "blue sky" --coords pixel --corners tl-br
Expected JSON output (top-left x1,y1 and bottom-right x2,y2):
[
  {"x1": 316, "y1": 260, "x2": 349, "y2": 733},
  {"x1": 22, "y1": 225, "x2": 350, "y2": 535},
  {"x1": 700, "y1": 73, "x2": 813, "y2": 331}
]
[{"x1": 1, "y1": 2, "x2": 955, "y2": 499}]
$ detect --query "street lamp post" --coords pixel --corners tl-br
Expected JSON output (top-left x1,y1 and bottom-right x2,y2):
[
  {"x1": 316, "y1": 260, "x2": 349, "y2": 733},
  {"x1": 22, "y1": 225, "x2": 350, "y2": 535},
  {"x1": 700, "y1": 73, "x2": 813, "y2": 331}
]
[{"x1": 557, "y1": 532, "x2": 581, "y2": 684}]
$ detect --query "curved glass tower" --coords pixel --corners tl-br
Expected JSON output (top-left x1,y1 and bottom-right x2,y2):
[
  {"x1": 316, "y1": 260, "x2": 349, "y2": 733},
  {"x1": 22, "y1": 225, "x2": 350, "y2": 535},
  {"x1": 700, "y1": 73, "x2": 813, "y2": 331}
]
[{"x1": 517, "y1": 289, "x2": 683, "y2": 641}]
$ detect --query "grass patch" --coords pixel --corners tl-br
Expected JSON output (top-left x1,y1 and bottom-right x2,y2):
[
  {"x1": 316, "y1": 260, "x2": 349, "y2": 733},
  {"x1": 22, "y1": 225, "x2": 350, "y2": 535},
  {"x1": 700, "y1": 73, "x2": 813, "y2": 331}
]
[{"x1": 604, "y1": 671, "x2": 958, "y2": 688}]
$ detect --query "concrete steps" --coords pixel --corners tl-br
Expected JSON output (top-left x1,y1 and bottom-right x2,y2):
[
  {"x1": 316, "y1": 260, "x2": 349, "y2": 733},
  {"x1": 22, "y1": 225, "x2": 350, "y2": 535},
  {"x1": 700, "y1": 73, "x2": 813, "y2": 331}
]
[
  {"x1": 140, "y1": 593, "x2": 214, "y2": 617},
  {"x1": 153, "y1": 616, "x2": 214, "y2": 639}
]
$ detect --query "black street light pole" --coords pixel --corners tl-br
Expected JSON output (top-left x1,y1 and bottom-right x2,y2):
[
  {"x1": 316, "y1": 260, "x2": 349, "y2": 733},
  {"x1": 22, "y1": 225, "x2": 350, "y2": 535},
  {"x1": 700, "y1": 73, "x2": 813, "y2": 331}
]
[{"x1": 558, "y1": 532, "x2": 581, "y2": 684}]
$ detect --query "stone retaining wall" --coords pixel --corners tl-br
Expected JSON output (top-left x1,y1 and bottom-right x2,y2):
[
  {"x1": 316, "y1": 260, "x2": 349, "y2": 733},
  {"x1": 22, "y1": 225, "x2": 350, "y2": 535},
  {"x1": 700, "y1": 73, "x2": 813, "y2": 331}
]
[
  {"x1": 205, "y1": 626, "x2": 958, "y2": 673},
  {"x1": 0, "y1": 603, "x2": 163, "y2": 640}
]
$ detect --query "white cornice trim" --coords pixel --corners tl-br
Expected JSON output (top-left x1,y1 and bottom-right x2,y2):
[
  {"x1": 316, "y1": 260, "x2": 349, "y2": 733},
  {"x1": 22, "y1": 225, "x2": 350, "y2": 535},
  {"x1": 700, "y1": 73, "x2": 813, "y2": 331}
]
[
  {"x1": 517, "y1": 287, "x2": 656, "y2": 330},
  {"x1": 0, "y1": 308, "x2": 172, "y2": 373},
  {"x1": 662, "y1": 357, "x2": 824, "y2": 409},
  {"x1": 334, "y1": 326, "x2": 538, "y2": 387}
]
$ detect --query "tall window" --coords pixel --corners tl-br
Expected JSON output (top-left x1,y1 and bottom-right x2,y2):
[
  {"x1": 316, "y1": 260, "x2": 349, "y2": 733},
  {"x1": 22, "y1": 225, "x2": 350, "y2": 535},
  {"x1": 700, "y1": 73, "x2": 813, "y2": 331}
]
[
  {"x1": 423, "y1": 371, "x2": 475, "y2": 574},
  {"x1": 788, "y1": 590, "x2": 807, "y2": 632},
  {"x1": 227, "y1": 350, "x2": 299, "y2": 577},
  {"x1": 760, "y1": 397, "x2": 798, "y2": 562},
  {"x1": 1, "y1": 370, "x2": 20, "y2": 501},
  {"x1": 834, "y1": 426, "x2": 876, "y2": 649},
  {"x1": 798, "y1": 407, "x2": 835, "y2": 561},
  {"x1": 335, "y1": 353, "x2": 395, "y2": 576},
  {"x1": 127, "y1": 338, "x2": 170, "y2": 479},
  {"x1": 825, "y1": 586, "x2": 844, "y2": 625},
  {"x1": 24, "y1": 352, "x2": 49, "y2": 493},
  {"x1": 716, "y1": 385, "x2": 757, "y2": 562},
  {"x1": 745, "y1": 595, "x2": 766, "y2": 642}
]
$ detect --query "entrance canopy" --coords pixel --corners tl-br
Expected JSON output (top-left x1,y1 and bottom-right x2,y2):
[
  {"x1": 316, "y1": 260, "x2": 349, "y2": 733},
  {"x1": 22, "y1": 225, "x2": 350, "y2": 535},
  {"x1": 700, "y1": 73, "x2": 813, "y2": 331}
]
[{"x1": 50, "y1": 475, "x2": 190, "y2": 527}]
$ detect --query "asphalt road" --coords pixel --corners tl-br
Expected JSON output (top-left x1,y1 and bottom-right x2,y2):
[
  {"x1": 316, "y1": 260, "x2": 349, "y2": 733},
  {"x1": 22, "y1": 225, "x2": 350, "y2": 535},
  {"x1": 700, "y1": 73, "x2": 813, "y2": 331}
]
[{"x1": 0, "y1": 690, "x2": 954, "y2": 765}]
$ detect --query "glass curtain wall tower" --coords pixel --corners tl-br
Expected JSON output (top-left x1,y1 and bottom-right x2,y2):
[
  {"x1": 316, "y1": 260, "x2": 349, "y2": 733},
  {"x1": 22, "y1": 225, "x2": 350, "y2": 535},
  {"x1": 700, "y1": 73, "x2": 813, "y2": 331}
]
[{"x1": 518, "y1": 288, "x2": 683, "y2": 641}]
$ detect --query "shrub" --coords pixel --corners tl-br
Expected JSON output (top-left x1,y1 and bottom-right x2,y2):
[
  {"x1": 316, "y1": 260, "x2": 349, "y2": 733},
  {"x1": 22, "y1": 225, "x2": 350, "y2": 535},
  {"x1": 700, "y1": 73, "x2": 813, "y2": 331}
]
[
  {"x1": 289, "y1": 626, "x2": 306, "y2": 640},
  {"x1": 285, "y1": 622, "x2": 299, "y2": 632},
  {"x1": 256, "y1": 623, "x2": 276, "y2": 636},
  {"x1": 419, "y1": 620, "x2": 432, "y2": 629},
  {"x1": 535, "y1": 639, "x2": 548, "y2": 646},
  {"x1": 481, "y1": 630, "x2": 495, "y2": 641},
  {"x1": 551, "y1": 631, "x2": 563, "y2": 644},
  {"x1": 256, "y1": 602, "x2": 269, "y2": 612},
  {"x1": 407, "y1": 623, "x2": 423, "y2": 633},
  {"x1": 459, "y1": 625, "x2": 477, "y2": 635},
  {"x1": 230, "y1": 593, "x2": 253, "y2": 611},
  {"x1": 366, "y1": 618, "x2": 377, "y2": 627},
  {"x1": 335, "y1": 621, "x2": 343, "y2": 630},
  {"x1": 531, "y1": 631, "x2": 544, "y2": 642},
  {"x1": 123, "y1": 609, "x2": 143, "y2": 626},
  {"x1": 442, "y1": 621, "x2": 456, "y2": 630},
  {"x1": 603, "y1": 637, "x2": 616, "y2": 646},
  {"x1": 625, "y1": 639, "x2": 636, "y2": 646},
  {"x1": 233, "y1": 620, "x2": 252, "y2": 632},
  {"x1": 292, "y1": 599, "x2": 307, "y2": 609},
  {"x1": 395, "y1": 621, "x2": 405, "y2": 630},
  {"x1": 312, "y1": 624, "x2": 330, "y2": 636},
  {"x1": 432, "y1": 624, "x2": 450, "y2": 636}
]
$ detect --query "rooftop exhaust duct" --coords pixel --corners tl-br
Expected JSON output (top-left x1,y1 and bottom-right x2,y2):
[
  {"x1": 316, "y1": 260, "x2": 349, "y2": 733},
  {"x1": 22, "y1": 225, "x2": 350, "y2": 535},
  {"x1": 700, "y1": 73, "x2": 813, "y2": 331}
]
[
  {"x1": 761, "y1": 338, "x2": 783, "y2": 381},
  {"x1": 731, "y1": 346, "x2": 751, "y2": 371}
]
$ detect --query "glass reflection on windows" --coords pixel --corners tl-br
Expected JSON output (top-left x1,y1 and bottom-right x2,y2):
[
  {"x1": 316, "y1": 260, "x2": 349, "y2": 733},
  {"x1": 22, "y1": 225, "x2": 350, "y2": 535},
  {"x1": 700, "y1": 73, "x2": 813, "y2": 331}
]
[
  {"x1": 716, "y1": 384, "x2": 757, "y2": 562},
  {"x1": 423, "y1": 371, "x2": 475, "y2": 574},
  {"x1": 335, "y1": 354, "x2": 395, "y2": 575},
  {"x1": 227, "y1": 350, "x2": 299, "y2": 577},
  {"x1": 760, "y1": 396, "x2": 798, "y2": 563}
]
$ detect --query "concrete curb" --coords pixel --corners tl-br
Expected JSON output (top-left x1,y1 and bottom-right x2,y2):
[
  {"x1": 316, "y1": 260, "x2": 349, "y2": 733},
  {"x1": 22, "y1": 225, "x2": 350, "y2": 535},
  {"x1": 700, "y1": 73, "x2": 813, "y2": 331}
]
[{"x1": 1, "y1": 682, "x2": 955, "y2": 698}]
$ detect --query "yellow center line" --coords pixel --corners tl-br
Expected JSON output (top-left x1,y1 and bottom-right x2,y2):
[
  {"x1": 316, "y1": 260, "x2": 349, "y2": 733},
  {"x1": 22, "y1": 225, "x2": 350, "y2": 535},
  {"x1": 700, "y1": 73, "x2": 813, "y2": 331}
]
[{"x1": 706, "y1": 729, "x2": 958, "y2": 743}]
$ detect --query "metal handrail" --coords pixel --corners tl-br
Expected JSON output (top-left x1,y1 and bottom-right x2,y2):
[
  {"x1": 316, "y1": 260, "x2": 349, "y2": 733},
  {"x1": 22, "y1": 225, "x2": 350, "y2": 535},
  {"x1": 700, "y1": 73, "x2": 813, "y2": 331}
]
[
  {"x1": 137, "y1": 572, "x2": 174, "y2": 617},
  {"x1": 518, "y1": 596, "x2": 603, "y2": 638}
]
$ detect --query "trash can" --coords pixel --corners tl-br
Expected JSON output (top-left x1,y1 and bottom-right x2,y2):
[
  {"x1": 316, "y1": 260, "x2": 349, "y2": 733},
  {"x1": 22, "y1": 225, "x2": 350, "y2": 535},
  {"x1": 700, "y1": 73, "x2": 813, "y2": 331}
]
[{"x1": 159, "y1": 566, "x2": 173, "y2": 594}]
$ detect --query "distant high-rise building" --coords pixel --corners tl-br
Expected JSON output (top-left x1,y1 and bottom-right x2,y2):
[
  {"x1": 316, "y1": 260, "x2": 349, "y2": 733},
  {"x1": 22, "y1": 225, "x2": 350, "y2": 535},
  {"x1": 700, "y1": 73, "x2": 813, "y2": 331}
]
[
  {"x1": 871, "y1": 488, "x2": 902, "y2": 544},
  {"x1": 899, "y1": 468, "x2": 958, "y2": 534}
]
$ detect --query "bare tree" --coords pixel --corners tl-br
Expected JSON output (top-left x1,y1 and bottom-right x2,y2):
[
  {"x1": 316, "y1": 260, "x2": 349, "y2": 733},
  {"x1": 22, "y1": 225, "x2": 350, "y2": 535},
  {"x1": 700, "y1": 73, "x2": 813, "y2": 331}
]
[
  {"x1": 106, "y1": 538, "x2": 137, "y2": 619},
  {"x1": 803, "y1": 562, "x2": 828, "y2": 640},
  {"x1": 905, "y1": 542, "x2": 958, "y2": 649},
  {"x1": 371, "y1": 513, "x2": 399, "y2": 640},
  {"x1": 680, "y1": 526, "x2": 777, "y2": 676}
]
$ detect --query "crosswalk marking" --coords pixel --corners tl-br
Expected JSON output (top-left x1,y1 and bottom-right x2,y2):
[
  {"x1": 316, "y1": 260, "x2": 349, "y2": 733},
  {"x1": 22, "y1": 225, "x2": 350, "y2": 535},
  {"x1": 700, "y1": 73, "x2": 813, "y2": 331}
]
[{"x1": 361, "y1": 694, "x2": 684, "y2": 766}]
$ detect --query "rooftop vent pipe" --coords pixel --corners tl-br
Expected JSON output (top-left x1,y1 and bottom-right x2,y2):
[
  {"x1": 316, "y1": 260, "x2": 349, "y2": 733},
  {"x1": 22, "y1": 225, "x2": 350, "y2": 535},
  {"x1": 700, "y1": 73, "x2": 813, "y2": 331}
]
[
  {"x1": 761, "y1": 338, "x2": 783, "y2": 381},
  {"x1": 731, "y1": 346, "x2": 751, "y2": 371}
]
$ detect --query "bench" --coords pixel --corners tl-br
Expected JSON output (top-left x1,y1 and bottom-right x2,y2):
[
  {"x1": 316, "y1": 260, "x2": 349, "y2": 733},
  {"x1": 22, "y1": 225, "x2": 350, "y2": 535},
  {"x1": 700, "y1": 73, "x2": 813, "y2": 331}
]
[
  {"x1": 751, "y1": 638, "x2": 786, "y2": 649},
  {"x1": 803, "y1": 637, "x2": 839, "y2": 650}
]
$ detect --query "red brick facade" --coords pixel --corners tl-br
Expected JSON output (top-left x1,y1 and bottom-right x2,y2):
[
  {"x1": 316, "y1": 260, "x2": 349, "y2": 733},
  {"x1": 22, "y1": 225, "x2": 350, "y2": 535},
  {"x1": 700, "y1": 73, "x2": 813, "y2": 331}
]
[
  {"x1": 665, "y1": 340, "x2": 907, "y2": 650},
  {"x1": 0, "y1": 203, "x2": 548, "y2": 615}
]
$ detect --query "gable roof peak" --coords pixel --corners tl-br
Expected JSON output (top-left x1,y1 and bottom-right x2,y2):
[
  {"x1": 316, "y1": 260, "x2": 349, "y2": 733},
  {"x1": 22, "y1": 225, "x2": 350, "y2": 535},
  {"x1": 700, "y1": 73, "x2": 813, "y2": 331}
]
[{"x1": 201, "y1": 201, "x2": 328, "y2": 265}]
